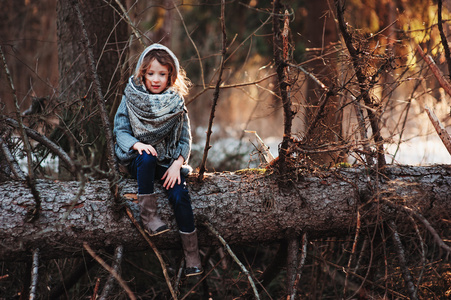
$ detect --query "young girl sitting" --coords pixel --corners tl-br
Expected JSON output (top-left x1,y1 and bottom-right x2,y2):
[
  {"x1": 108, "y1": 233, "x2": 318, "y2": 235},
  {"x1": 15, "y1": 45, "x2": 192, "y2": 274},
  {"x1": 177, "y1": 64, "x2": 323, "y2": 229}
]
[{"x1": 113, "y1": 43, "x2": 203, "y2": 277}]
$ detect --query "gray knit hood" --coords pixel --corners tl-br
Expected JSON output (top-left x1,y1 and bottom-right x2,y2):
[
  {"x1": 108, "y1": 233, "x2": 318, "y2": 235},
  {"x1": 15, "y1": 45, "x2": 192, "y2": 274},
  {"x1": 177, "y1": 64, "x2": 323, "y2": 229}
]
[{"x1": 135, "y1": 43, "x2": 180, "y2": 75}]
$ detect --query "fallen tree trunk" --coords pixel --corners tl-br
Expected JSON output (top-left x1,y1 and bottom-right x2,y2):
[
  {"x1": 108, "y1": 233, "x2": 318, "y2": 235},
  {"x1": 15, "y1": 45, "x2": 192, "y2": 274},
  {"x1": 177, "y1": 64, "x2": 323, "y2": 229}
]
[{"x1": 1, "y1": 165, "x2": 450, "y2": 261}]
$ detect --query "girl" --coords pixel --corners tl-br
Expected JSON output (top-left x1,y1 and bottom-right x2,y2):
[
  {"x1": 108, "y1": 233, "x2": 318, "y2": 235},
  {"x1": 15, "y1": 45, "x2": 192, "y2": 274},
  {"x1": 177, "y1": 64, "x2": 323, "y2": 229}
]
[{"x1": 113, "y1": 43, "x2": 203, "y2": 277}]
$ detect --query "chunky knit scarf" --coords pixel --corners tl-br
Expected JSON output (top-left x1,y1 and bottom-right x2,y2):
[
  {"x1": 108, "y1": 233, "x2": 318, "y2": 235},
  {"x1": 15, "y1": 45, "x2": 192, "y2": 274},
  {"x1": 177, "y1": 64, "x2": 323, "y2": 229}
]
[{"x1": 125, "y1": 77, "x2": 185, "y2": 162}]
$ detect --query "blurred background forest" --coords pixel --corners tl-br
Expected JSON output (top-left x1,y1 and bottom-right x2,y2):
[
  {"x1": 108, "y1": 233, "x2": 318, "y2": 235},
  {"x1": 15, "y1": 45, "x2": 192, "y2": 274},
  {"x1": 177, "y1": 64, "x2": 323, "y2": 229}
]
[{"x1": 1, "y1": 0, "x2": 451, "y2": 299}]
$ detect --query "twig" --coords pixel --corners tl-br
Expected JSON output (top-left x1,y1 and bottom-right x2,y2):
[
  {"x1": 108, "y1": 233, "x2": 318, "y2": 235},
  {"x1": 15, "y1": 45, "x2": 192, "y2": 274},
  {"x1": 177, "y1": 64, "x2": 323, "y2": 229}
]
[
  {"x1": 29, "y1": 248, "x2": 40, "y2": 300},
  {"x1": 174, "y1": 259, "x2": 185, "y2": 296},
  {"x1": 48, "y1": 257, "x2": 97, "y2": 299},
  {"x1": 204, "y1": 221, "x2": 260, "y2": 300},
  {"x1": 286, "y1": 237, "x2": 300, "y2": 296},
  {"x1": 391, "y1": 78, "x2": 423, "y2": 163},
  {"x1": 309, "y1": 253, "x2": 410, "y2": 299},
  {"x1": 172, "y1": 0, "x2": 205, "y2": 89},
  {"x1": 409, "y1": 215, "x2": 426, "y2": 295},
  {"x1": 388, "y1": 220, "x2": 418, "y2": 300},
  {"x1": 198, "y1": 0, "x2": 227, "y2": 180},
  {"x1": 416, "y1": 44, "x2": 451, "y2": 97},
  {"x1": 289, "y1": 232, "x2": 308, "y2": 300},
  {"x1": 0, "y1": 274, "x2": 9, "y2": 281},
  {"x1": 91, "y1": 278, "x2": 101, "y2": 300},
  {"x1": 335, "y1": 0, "x2": 386, "y2": 168},
  {"x1": 110, "y1": 0, "x2": 146, "y2": 47},
  {"x1": 180, "y1": 258, "x2": 224, "y2": 300},
  {"x1": 0, "y1": 46, "x2": 41, "y2": 219},
  {"x1": 344, "y1": 210, "x2": 360, "y2": 296},
  {"x1": 70, "y1": 0, "x2": 119, "y2": 200},
  {"x1": 221, "y1": 13, "x2": 271, "y2": 67},
  {"x1": 125, "y1": 208, "x2": 178, "y2": 299},
  {"x1": 383, "y1": 199, "x2": 451, "y2": 254},
  {"x1": 273, "y1": 3, "x2": 294, "y2": 173},
  {"x1": 99, "y1": 245, "x2": 124, "y2": 300},
  {"x1": 83, "y1": 243, "x2": 136, "y2": 300},
  {"x1": 424, "y1": 106, "x2": 451, "y2": 156},
  {"x1": 4, "y1": 116, "x2": 78, "y2": 174},
  {"x1": 0, "y1": 135, "x2": 26, "y2": 180},
  {"x1": 186, "y1": 72, "x2": 277, "y2": 105},
  {"x1": 287, "y1": 62, "x2": 328, "y2": 91},
  {"x1": 437, "y1": 0, "x2": 451, "y2": 78},
  {"x1": 352, "y1": 96, "x2": 374, "y2": 166}
]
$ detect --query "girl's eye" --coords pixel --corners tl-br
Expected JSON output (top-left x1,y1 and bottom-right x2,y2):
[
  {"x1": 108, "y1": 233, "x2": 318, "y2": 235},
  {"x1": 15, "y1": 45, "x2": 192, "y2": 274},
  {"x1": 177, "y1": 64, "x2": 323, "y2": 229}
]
[{"x1": 147, "y1": 73, "x2": 153, "y2": 76}]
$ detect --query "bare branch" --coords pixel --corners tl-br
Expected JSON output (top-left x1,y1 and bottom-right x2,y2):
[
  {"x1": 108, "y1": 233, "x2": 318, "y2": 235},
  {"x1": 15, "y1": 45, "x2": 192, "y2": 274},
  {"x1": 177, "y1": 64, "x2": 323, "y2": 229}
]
[
  {"x1": 409, "y1": 215, "x2": 426, "y2": 295},
  {"x1": 109, "y1": 0, "x2": 146, "y2": 47},
  {"x1": 389, "y1": 220, "x2": 418, "y2": 300},
  {"x1": 286, "y1": 237, "x2": 300, "y2": 296},
  {"x1": 0, "y1": 45, "x2": 41, "y2": 219},
  {"x1": 335, "y1": 0, "x2": 386, "y2": 168},
  {"x1": 172, "y1": 0, "x2": 206, "y2": 89},
  {"x1": 287, "y1": 62, "x2": 328, "y2": 91},
  {"x1": 69, "y1": 0, "x2": 119, "y2": 198},
  {"x1": 3, "y1": 117, "x2": 78, "y2": 174},
  {"x1": 416, "y1": 44, "x2": 451, "y2": 97},
  {"x1": 383, "y1": 199, "x2": 451, "y2": 255},
  {"x1": 425, "y1": 106, "x2": 451, "y2": 156},
  {"x1": 29, "y1": 248, "x2": 40, "y2": 300},
  {"x1": 289, "y1": 232, "x2": 308, "y2": 300},
  {"x1": 83, "y1": 243, "x2": 136, "y2": 300},
  {"x1": 344, "y1": 210, "x2": 361, "y2": 295},
  {"x1": 310, "y1": 253, "x2": 410, "y2": 299},
  {"x1": 205, "y1": 221, "x2": 260, "y2": 300},
  {"x1": 437, "y1": 0, "x2": 451, "y2": 78},
  {"x1": 198, "y1": 0, "x2": 227, "y2": 179},
  {"x1": 125, "y1": 207, "x2": 178, "y2": 299},
  {"x1": 91, "y1": 278, "x2": 101, "y2": 300},
  {"x1": 0, "y1": 135, "x2": 26, "y2": 180},
  {"x1": 273, "y1": 3, "x2": 294, "y2": 173},
  {"x1": 48, "y1": 257, "x2": 97, "y2": 299},
  {"x1": 99, "y1": 245, "x2": 124, "y2": 300}
]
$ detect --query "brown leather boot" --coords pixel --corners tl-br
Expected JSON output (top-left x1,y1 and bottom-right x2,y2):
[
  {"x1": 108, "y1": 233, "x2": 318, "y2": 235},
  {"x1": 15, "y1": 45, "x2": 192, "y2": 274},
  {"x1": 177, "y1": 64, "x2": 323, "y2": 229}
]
[
  {"x1": 138, "y1": 194, "x2": 169, "y2": 236},
  {"x1": 179, "y1": 229, "x2": 203, "y2": 277}
]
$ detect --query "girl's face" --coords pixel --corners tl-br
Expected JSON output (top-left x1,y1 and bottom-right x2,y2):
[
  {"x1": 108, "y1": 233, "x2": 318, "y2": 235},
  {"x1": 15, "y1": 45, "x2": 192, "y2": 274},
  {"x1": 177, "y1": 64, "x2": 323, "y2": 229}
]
[{"x1": 144, "y1": 59, "x2": 170, "y2": 94}]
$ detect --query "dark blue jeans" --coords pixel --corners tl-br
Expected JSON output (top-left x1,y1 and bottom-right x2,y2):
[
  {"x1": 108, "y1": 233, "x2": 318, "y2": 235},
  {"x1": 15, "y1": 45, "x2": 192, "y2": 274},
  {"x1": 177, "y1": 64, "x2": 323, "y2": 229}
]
[{"x1": 128, "y1": 152, "x2": 195, "y2": 233}]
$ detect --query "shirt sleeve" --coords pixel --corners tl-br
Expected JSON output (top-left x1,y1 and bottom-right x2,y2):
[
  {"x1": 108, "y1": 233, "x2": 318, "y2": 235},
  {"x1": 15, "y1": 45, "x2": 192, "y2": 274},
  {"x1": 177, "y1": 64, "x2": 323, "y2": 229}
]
[
  {"x1": 113, "y1": 97, "x2": 139, "y2": 154},
  {"x1": 176, "y1": 111, "x2": 192, "y2": 163}
]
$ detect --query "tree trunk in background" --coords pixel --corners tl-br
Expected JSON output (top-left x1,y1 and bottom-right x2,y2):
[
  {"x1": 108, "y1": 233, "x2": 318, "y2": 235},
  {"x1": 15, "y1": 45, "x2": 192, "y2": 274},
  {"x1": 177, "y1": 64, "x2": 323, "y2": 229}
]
[
  {"x1": 57, "y1": 0, "x2": 128, "y2": 103},
  {"x1": 1, "y1": 165, "x2": 450, "y2": 261},
  {"x1": 148, "y1": 0, "x2": 173, "y2": 46},
  {"x1": 0, "y1": 0, "x2": 58, "y2": 113},
  {"x1": 303, "y1": 0, "x2": 342, "y2": 165},
  {"x1": 56, "y1": 0, "x2": 128, "y2": 175}
]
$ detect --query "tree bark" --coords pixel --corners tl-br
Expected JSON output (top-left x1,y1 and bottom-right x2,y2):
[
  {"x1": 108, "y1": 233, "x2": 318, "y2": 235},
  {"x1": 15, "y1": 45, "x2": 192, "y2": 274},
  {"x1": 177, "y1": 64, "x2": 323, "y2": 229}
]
[
  {"x1": 303, "y1": 0, "x2": 342, "y2": 165},
  {"x1": 1, "y1": 165, "x2": 450, "y2": 261},
  {"x1": 56, "y1": 0, "x2": 127, "y2": 176}
]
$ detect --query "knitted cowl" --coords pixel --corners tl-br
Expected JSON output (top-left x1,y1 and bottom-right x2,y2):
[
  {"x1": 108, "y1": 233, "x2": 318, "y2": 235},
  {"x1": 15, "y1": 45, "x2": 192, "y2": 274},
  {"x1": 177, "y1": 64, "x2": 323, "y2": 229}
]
[{"x1": 124, "y1": 76, "x2": 186, "y2": 163}]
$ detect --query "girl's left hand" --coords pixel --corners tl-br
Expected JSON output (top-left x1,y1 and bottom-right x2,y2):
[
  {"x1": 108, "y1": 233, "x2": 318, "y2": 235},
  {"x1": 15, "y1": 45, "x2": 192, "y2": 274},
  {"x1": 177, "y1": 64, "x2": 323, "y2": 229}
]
[{"x1": 162, "y1": 157, "x2": 183, "y2": 189}]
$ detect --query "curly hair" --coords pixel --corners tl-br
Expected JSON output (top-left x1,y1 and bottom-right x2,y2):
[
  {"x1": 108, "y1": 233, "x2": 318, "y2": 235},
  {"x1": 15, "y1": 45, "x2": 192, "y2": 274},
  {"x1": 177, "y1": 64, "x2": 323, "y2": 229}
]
[{"x1": 134, "y1": 49, "x2": 191, "y2": 96}]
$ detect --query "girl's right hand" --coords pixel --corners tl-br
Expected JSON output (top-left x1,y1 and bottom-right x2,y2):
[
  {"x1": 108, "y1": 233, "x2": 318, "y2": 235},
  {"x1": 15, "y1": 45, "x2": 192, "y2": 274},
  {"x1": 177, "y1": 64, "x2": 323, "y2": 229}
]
[{"x1": 132, "y1": 142, "x2": 157, "y2": 156}]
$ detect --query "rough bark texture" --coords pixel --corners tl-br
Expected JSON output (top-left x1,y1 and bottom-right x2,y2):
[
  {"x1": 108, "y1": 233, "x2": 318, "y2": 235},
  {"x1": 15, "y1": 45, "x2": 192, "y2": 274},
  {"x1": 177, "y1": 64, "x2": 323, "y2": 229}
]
[{"x1": 1, "y1": 165, "x2": 450, "y2": 261}]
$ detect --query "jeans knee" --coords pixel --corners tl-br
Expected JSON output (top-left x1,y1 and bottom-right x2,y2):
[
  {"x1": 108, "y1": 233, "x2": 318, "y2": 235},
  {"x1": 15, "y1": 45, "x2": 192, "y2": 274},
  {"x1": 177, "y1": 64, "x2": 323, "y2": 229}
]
[
  {"x1": 137, "y1": 152, "x2": 157, "y2": 168},
  {"x1": 169, "y1": 187, "x2": 191, "y2": 207}
]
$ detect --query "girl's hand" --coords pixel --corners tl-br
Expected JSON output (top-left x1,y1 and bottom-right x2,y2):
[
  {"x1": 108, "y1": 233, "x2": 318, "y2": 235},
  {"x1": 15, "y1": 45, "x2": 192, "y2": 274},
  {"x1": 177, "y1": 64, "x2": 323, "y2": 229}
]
[
  {"x1": 132, "y1": 142, "x2": 157, "y2": 156},
  {"x1": 162, "y1": 157, "x2": 184, "y2": 190}
]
